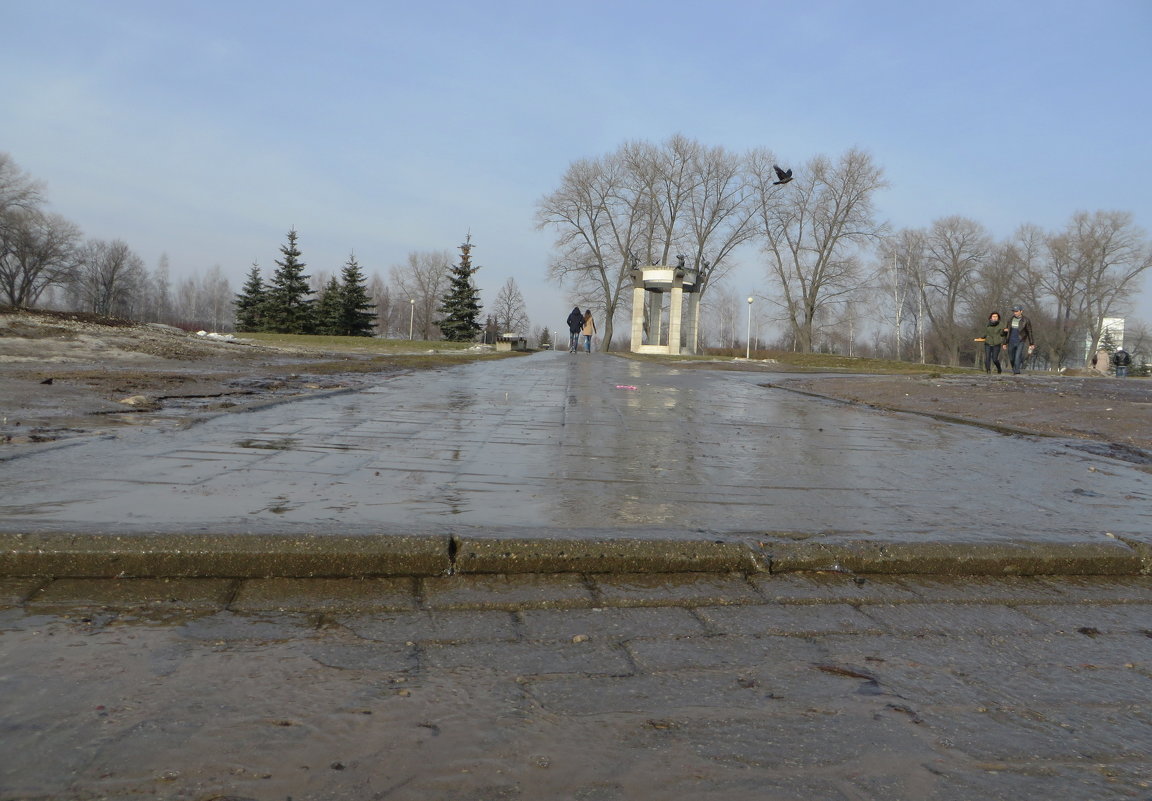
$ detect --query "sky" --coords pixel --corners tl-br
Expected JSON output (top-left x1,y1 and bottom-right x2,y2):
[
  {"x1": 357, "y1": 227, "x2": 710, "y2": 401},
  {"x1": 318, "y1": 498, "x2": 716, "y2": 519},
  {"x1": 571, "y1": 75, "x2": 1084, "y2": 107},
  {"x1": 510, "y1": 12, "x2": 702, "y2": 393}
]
[{"x1": 3, "y1": 0, "x2": 1151, "y2": 338}]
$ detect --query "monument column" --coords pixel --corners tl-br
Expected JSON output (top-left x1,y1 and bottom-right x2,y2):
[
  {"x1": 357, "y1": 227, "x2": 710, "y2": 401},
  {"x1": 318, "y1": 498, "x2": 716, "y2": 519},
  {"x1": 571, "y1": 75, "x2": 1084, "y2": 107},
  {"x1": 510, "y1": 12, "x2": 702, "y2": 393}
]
[
  {"x1": 683, "y1": 292, "x2": 701, "y2": 355},
  {"x1": 667, "y1": 272, "x2": 685, "y2": 355},
  {"x1": 647, "y1": 291, "x2": 663, "y2": 346},
  {"x1": 630, "y1": 271, "x2": 646, "y2": 351}
]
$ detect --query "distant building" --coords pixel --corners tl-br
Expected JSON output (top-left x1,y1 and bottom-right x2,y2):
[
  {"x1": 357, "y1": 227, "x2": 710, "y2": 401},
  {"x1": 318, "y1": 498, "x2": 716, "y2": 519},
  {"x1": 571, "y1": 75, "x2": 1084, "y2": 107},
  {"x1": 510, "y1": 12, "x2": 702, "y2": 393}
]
[{"x1": 1085, "y1": 317, "x2": 1124, "y2": 362}]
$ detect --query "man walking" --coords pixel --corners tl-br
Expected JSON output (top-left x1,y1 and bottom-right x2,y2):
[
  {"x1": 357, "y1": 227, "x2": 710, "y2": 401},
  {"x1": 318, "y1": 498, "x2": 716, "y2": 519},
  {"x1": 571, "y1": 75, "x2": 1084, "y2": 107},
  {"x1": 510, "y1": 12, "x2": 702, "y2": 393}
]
[
  {"x1": 566, "y1": 306, "x2": 583, "y2": 353},
  {"x1": 1006, "y1": 305, "x2": 1034, "y2": 375}
]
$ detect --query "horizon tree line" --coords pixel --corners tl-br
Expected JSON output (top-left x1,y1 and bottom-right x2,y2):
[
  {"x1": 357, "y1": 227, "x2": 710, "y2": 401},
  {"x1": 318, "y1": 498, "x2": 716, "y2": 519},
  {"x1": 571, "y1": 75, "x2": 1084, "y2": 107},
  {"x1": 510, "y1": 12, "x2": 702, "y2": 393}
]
[{"x1": 538, "y1": 135, "x2": 1152, "y2": 365}]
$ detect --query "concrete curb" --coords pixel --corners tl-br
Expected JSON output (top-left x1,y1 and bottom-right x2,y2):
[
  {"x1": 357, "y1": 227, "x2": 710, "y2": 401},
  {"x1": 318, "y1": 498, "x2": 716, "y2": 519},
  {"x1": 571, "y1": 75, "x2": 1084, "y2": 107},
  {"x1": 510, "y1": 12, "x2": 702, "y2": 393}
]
[
  {"x1": 760, "y1": 537, "x2": 1147, "y2": 576},
  {"x1": 0, "y1": 532, "x2": 1146, "y2": 578}
]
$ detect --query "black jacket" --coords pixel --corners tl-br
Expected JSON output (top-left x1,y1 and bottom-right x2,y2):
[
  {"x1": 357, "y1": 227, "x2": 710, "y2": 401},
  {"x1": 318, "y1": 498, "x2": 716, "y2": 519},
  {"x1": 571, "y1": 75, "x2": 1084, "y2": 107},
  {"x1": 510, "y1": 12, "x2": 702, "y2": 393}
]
[{"x1": 566, "y1": 308, "x2": 584, "y2": 333}]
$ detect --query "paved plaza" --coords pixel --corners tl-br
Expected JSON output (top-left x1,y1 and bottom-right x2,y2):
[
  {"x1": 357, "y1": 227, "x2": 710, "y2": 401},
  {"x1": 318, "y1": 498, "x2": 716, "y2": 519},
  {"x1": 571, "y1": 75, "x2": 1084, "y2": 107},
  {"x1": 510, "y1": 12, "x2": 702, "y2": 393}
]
[
  {"x1": 1, "y1": 352, "x2": 1149, "y2": 543},
  {"x1": 1, "y1": 352, "x2": 1150, "y2": 800}
]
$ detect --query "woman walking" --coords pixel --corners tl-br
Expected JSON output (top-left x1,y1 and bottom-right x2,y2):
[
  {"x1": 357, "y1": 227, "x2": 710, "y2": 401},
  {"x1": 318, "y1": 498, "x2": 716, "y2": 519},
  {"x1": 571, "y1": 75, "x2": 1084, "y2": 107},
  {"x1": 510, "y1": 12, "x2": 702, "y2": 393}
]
[
  {"x1": 580, "y1": 309, "x2": 597, "y2": 353},
  {"x1": 976, "y1": 311, "x2": 1007, "y2": 374}
]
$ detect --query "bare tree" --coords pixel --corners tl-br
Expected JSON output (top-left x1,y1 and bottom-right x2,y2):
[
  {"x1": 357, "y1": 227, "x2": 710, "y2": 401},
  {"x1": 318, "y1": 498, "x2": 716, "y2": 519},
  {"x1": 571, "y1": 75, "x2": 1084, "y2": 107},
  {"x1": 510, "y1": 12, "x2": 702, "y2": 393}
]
[
  {"x1": 0, "y1": 153, "x2": 77, "y2": 307},
  {"x1": 201, "y1": 265, "x2": 233, "y2": 330},
  {"x1": 70, "y1": 239, "x2": 146, "y2": 316},
  {"x1": 700, "y1": 285, "x2": 752, "y2": 351},
  {"x1": 916, "y1": 216, "x2": 993, "y2": 366},
  {"x1": 142, "y1": 253, "x2": 175, "y2": 324},
  {"x1": 366, "y1": 273, "x2": 395, "y2": 336},
  {"x1": 874, "y1": 230, "x2": 927, "y2": 360},
  {"x1": 0, "y1": 153, "x2": 44, "y2": 215},
  {"x1": 0, "y1": 209, "x2": 81, "y2": 306},
  {"x1": 754, "y1": 148, "x2": 887, "y2": 353},
  {"x1": 539, "y1": 136, "x2": 764, "y2": 351},
  {"x1": 537, "y1": 150, "x2": 648, "y2": 350},
  {"x1": 389, "y1": 249, "x2": 452, "y2": 339},
  {"x1": 1041, "y1": 211, "x2": 1152, "y2": 365},
  {"x1": 491, "y1": 277, "x2": 530, "y2": 334}
]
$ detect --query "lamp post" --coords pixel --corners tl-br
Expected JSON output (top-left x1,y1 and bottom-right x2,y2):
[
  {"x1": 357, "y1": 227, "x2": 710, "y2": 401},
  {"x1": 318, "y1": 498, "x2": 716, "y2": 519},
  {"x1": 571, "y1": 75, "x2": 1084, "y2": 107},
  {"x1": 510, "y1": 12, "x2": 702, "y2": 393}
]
[
  {"x1": 408, "y1": 298, "x2": 415, "y2": 341},
  {"x1": 746, "y1": 296, "x2": 754, "y2": 360}
]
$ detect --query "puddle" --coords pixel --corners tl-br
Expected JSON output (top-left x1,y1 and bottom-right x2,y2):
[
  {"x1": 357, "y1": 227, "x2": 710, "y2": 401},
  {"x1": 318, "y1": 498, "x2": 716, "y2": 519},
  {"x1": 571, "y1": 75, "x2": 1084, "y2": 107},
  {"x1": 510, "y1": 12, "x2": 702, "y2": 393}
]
[{"x1": 234, "y1": 438, "x2": 299, "y2": 450}]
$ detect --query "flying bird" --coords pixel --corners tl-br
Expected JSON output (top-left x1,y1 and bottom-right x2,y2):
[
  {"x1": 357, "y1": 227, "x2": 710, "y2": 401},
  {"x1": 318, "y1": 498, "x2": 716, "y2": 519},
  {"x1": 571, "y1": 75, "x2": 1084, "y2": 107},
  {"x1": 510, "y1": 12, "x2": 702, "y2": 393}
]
[{"x1": 772, "y1": 165, "x2": 793, "y2": 185}]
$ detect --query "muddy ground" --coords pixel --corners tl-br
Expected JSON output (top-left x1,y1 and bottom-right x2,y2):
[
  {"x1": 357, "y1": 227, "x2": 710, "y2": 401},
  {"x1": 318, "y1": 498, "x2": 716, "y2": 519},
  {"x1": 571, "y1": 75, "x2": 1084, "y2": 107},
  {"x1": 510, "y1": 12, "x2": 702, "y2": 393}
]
[
  {"x1": 2, "y1": 308, "x2": 1150, "y2": 461},
  {"x1": 0, "y1": 308, "x2": 419, "y2": 449},
  {"x1": 772, "y1": 373, "x2": 1152, "y2": 460}
]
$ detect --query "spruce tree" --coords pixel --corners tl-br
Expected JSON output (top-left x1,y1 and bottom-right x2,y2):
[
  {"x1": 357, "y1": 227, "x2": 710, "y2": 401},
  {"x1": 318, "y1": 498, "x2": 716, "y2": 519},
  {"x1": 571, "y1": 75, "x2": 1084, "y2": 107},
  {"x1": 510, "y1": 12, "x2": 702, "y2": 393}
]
[
  {"x1": 315, "y1": 276, "x2": 343, "y2": 336},
  {"x1": 233, "y1": 261, "x2": 266, "y2": 332},
  {"x1": 264, "y1": 228, "x2": 315, "y2": 334},
  {"x1": 337, "y1": 254, "x2": 377, "y2": 337},
  {"x1": 438, "y1": 234, "x2": 483, "y2": 342}
]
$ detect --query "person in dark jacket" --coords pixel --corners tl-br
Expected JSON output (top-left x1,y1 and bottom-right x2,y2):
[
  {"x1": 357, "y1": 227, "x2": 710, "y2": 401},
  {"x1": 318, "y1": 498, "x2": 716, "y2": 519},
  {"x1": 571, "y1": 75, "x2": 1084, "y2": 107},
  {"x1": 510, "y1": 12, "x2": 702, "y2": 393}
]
[
  {"x1": 1112, "y1": 347, "x2": 1132, "y2": 378},
  {"x1": 1006, "y1": 305, "x2": 1034, "y2": 375},
  {"x1": 975, "y1": 311, "x2": 1006, "y2": 373},
  {"x1": 566, "y1": 306, "x2": 583, "y2": 353}
]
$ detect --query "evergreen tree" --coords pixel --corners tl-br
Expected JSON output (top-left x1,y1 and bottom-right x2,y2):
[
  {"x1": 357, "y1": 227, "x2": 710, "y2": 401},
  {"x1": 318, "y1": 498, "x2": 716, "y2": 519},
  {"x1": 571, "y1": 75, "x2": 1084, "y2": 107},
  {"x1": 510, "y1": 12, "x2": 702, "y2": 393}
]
[
  {"x1": 315, "y1": 276, "x2": 343, "y2": 335},
  {"x1": 233, "y1": 261, "x2": 266, "y2": 332},
  {"x1": 264, "y1": 228, "x2": 315, "y2": 334},
  {"x1": 438, "y1": 234, "x2": 483, "y2": 342},
  {"x1": 336, "y1": 253, "x2": 377, "y2": 337}
]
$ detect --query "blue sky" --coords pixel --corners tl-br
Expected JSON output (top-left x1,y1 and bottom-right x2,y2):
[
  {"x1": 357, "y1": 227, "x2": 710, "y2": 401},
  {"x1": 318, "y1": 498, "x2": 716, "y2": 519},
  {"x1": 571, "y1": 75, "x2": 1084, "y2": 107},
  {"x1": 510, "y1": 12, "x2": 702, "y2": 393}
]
[{"x1": 3, "y1": 0, "x2": 1151, "y2": 334}]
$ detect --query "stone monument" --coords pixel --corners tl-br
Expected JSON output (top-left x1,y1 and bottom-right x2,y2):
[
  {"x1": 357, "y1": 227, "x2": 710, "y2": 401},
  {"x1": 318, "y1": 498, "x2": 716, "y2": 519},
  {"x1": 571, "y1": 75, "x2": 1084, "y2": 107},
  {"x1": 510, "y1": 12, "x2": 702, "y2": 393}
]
[{"x1": 629, "y1": 257, "x2": 701, "y2": 355}]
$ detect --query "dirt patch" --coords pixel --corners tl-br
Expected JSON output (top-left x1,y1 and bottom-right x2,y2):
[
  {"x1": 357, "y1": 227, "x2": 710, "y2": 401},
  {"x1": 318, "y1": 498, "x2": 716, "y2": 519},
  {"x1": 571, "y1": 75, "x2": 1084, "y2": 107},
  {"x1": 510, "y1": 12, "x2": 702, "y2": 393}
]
[
  {"x1": 770, "y1": 373, "x2": 1152, "y2": 460},
  {"x1": 0, "y1": 308, "x2": 445, "y2": 451}
]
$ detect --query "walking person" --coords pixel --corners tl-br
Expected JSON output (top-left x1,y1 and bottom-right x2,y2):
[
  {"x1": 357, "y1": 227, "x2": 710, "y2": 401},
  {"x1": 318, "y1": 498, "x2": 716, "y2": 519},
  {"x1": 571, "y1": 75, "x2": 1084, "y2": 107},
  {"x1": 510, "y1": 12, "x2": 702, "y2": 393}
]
[
  {"x1": 1111, "y1": 347, "x2": 1132, "y2": 378},
  {"x1": 580, "y1": 309, "x2": 597, "y2": 353},
  {"x1": 1006, "y1": 305, "x2": 1034, "y2": 375},
  {"x1": 975, "y1": 311, "x2": 1006, "y2": 374},
  {"x1": 566, "y1": 306, "x2": 583, "y2": 353}
]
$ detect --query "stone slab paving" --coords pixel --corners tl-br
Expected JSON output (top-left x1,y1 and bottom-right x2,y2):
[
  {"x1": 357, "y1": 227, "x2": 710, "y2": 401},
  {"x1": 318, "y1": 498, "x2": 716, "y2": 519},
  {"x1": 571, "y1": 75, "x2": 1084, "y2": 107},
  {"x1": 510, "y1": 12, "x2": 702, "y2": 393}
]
[
  {"x1": 0, "y1": 353, "x2": 1148, "y2": 547},
  {"x1": 1, "y1": 572, "x2": 1149, "y2": 800}
]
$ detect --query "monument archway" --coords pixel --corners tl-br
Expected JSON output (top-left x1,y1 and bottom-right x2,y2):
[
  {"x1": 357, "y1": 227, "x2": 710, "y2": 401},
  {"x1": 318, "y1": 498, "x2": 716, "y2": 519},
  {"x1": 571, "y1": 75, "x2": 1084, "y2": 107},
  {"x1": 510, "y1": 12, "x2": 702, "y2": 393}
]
[{"x1": 629, "y1": 264, "x2": 701, "y2": 355}]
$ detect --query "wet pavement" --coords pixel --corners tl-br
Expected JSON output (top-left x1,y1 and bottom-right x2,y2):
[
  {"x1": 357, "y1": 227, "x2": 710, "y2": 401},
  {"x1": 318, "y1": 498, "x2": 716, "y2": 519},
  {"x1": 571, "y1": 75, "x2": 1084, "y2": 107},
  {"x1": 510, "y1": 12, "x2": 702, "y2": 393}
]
[
  {"x1": 2, "y1": 572, "x2": 1151, "y2": 800},
  {"x1": 1, "y1": 352, "x2": 1149, "y2": 546},
  {"x1": 3, "y1": 352, "x2": 1152, "y2": 799}
]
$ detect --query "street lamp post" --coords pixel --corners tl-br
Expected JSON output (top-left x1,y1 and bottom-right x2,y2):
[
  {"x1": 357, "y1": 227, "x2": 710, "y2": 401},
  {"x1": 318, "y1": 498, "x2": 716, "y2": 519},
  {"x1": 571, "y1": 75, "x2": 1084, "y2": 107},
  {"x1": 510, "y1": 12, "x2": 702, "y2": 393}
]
[
  {"x1": 408, "y1": 298, "x2": 415, "y2": 341},
  {"x1": 746, "y1": 296, "x2": 754, "y2": 360}
]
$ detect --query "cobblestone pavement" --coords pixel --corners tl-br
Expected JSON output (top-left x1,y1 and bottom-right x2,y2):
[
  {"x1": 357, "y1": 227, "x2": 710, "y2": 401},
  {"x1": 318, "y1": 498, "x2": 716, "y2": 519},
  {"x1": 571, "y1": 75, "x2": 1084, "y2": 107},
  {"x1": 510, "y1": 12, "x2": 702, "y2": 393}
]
[{"x1": 2, "y1": 572, "x2": 1151, "y2": 800}]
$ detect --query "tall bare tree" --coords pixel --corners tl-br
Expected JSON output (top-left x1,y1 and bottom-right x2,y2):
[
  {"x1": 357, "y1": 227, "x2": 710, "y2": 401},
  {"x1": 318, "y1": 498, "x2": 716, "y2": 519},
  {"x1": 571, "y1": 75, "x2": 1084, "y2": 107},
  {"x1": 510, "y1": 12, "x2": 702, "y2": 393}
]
[
  {"x1": 918, "y1": 216, "x2": 993, "y2": 366},
  {"x1": 366, "y1": 273, "x2": 395, "y2": 336},
  {"x1": 754, "y1": 148, "x2": 887, "y2": 353},
  {"x1": 1041, "y1": 211, "x2": 1152, "y2": 365},
  {"x1": 0, "y1": 209, "x2": 81, "y2": 306},
  {"x1": 539, "y1": 136, "x2": 762, "y2": 351},
  {"x1": 874, "y1": 229, "x2": 927, "y2": 360},
  {"x1": 143, "y1": 253, "x2": 175, "y2": 324},
  {"x1": 389, "y1": 249, "x2": 452, "y2": 339},
  {"x1": 491, "y1": 277, "x2": 530, "y2": 335},
  {"x1": 0, "y1": 153, "x2": 43, "y2": 215},
  {"x1": 70, "y1": 239, "x2": 146, "y2": 316},
  {"x1": 537, "y1": 151, "x2": 648, "y2": 350},
  {"x1": 0, "y1": 153, "x2": 77, "y2": 307}
]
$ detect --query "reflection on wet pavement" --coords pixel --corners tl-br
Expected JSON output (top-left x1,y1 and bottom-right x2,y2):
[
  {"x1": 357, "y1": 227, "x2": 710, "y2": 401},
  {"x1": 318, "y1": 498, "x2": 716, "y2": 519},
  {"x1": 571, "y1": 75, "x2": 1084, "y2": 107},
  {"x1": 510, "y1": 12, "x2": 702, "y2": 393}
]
[{"x1": 0, "y1": 352, "x2": 1148, "y2": 538}]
